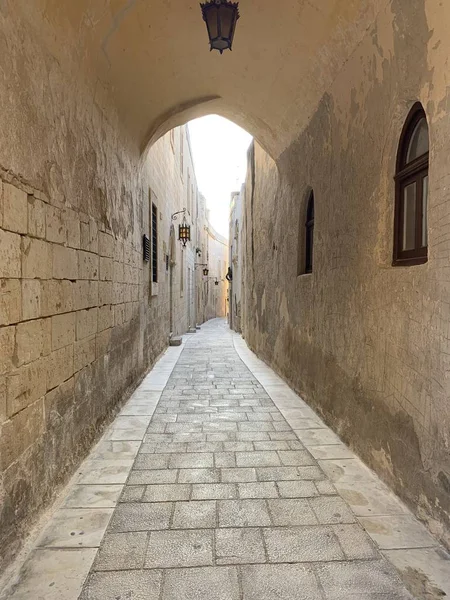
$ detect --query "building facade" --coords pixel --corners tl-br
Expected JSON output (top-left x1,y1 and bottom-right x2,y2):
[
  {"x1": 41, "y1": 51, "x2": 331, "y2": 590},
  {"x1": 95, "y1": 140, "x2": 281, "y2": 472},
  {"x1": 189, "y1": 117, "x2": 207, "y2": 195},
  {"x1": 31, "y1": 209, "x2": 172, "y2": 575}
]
[
  {"x1": 229, "y1": 188, "x2": 244, "y2": 333},
  {"x1": 0, "y1": 119, "x2": 227, "y2": 568}
]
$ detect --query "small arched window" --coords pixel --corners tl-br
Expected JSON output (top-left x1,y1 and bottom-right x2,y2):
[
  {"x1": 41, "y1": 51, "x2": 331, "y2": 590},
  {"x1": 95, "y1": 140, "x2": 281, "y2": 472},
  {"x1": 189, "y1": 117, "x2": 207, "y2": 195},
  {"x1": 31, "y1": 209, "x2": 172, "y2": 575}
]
[
  {"x1": 394, "y1": 103, "x2": 429, "y2": 265},
  {"x1": 305, "y1": 191, "x2": 314, "y2": 273}
]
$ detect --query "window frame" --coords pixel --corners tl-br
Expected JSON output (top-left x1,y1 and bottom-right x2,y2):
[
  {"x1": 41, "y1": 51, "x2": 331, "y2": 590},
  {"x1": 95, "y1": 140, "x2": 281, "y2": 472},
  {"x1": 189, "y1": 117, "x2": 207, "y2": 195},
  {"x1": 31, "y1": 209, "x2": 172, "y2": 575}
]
[
  {"x1": 393, "y1": 103, "x2": 429, "y2": 266},
  {"x1": 151, "y1": 202, "x2": 158, "y2": 283},
  {"x1": 304, "y1": 190, "x2": 314, "y2": 274}
]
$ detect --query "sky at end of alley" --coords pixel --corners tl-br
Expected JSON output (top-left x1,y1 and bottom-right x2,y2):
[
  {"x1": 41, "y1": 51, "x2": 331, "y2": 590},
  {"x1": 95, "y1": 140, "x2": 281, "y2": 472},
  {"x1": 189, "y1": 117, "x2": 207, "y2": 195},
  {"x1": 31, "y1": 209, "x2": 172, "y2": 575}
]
[{"x1": 188, "y1": 115, "x2": 253, "y2": 239}]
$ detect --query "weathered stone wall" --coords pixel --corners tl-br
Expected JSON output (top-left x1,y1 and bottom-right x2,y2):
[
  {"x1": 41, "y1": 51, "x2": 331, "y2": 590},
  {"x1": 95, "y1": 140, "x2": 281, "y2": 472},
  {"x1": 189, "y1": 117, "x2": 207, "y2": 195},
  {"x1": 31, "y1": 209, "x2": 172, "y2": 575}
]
[
  {"x1": 0, "y1": 9, "x2": 200, "y2": 567},
  {"x1": 229, "y1": 188, "x2": 244, "y2": 333},
  {"x1": 242, "y1": 0, "x2": 450, "y2": 548},
  {"x1": 205, "y1": 225, "x2": 229, "y2": 320}
]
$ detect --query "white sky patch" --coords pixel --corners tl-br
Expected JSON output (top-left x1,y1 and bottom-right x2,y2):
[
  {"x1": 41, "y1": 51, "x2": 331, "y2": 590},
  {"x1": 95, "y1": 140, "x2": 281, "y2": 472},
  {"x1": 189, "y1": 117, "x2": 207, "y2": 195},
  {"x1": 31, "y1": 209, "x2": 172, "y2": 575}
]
[{"x1": 188, "y1": 115, "x2": 252, "y2": 239}]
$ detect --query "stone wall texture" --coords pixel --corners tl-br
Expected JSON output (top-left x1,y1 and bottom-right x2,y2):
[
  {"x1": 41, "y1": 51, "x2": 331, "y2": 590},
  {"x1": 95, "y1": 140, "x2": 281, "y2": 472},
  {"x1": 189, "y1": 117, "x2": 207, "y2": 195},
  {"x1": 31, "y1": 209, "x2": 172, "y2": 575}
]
[
  {"x1": 241, "y1": 0, "x2": 450, "y2": 549},
  {"x1": 0, "y1": 6, "x2": 202, "y2": 566},
  {"x1": 244, "y1": 0, "x2": 450, "y2": 545}
]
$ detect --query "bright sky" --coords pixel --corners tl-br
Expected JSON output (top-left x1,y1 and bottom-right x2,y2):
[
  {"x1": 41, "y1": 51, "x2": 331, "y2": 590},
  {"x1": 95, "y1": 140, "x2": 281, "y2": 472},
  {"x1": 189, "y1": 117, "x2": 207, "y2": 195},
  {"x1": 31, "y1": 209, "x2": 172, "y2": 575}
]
[{"x1": 188, "y1": 115, "x2": 253, "y2": 239}]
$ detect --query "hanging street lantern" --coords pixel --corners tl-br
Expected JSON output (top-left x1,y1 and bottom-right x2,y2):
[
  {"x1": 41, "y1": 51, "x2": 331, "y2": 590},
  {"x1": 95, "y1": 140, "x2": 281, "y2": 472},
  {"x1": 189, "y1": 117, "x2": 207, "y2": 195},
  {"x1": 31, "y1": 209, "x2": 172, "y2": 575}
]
[
  {"x1": 200, "y1": 0, "x2": 240, "y2": 54},
  {"x1": 178, "y1": 215, "x2": 191, "y2": 248},
  {"x1": 203, "y1": 267, "x2": 209, "y2": 276}
]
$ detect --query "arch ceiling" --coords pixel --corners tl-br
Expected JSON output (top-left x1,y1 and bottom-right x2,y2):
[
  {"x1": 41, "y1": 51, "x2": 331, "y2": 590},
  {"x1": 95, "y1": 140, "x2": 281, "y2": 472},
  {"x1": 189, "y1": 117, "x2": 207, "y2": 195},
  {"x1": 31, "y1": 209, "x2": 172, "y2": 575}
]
[{"x1": 25, "y1": 0, "x2": 383, "y2": 158}]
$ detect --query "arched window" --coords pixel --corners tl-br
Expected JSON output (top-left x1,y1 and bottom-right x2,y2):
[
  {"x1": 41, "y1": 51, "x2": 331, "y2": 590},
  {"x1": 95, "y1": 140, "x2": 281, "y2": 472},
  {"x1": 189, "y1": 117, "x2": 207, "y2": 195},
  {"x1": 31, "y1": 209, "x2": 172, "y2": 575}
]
[
  {"x1": 394, "y1": 103, "x2": 429, "y2": 265},
  {"x1": 305, "y1": 191, "x2": 314, "y2": 273}
]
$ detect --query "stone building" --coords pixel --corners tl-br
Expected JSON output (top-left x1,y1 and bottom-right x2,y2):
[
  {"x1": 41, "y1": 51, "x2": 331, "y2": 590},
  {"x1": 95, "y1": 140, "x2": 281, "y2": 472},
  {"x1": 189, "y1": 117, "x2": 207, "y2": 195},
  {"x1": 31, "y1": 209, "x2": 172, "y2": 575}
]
[
  {"x1": 0, "y1": 117, "x2": 217, "y2": 568},
  {"x1": 204, "y1": 222, "x2": 229, "y2": 321},
  {"x1": 229, "y1": 187, "x2": 244, "y2": 333},
  {"x1": 1, "y1": 0, "x2": 449, "y2": 571}
]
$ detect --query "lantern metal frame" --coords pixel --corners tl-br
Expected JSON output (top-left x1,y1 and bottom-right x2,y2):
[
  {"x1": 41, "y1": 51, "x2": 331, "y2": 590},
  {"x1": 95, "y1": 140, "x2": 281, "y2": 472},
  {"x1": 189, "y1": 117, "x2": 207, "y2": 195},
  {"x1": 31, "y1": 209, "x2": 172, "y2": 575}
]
[
  {"x1": 200, "y1": 0, "x2": 240, "y2": 54},
  {"x1": 178, "y1": 222, "x2": 191, "y2": 248},
  {"x1": 171, "y1": 209, "x2": 191, "y2": 248}
]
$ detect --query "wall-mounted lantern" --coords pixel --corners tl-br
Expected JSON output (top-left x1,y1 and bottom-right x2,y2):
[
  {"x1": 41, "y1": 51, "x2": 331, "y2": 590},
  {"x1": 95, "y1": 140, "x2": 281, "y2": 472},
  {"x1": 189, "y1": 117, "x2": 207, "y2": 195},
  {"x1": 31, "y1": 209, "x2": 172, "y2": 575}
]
[
  {"x1": 215, "y1": 279, "x2": 219, "y2": 286},
  {"x1": 171, "y1": 209, "x2": 191, "y2": 248},
  {"x1": 200, "y1": 0, "x2": 240, "y2": 54},
  {"x1": 178, "y1": 221, "x2": 191, "y2": 247},
  {"x1": 195, "y1": 262, "x2": 210, "y2": 277}
]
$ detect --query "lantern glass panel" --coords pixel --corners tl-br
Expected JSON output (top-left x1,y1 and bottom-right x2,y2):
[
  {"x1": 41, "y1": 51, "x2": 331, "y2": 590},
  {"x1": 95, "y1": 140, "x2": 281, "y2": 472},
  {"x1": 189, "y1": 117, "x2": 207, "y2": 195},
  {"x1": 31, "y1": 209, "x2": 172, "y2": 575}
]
[
  {"x1": 205, "y1": 6, "x2": 219, "y2": 40},
  {"x1": 219, "y1": 5, "x2": 234, "y2": 39}
]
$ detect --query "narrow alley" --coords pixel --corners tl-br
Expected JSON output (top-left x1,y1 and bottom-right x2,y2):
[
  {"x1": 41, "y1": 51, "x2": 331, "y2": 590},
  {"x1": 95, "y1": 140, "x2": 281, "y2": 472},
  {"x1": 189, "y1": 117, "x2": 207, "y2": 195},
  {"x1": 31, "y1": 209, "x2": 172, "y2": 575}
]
[{"x1": 1, "y1": 320, "x2": 448, "y2": 599}]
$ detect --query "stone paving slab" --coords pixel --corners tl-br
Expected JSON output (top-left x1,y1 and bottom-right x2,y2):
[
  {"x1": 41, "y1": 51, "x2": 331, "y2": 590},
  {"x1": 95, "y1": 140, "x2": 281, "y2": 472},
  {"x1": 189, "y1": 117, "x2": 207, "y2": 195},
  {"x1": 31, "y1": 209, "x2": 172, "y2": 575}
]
[{"x1": 2, "y1": 319, "x2": 449, "y2": 600}]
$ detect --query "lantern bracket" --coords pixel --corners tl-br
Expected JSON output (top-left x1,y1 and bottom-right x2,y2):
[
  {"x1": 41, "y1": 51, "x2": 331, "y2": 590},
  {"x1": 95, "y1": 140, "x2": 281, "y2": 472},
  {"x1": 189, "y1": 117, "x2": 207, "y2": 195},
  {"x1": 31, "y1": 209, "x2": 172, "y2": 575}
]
[{"x1": 171, "y1": 209, "x2": 187, "y2": 222}]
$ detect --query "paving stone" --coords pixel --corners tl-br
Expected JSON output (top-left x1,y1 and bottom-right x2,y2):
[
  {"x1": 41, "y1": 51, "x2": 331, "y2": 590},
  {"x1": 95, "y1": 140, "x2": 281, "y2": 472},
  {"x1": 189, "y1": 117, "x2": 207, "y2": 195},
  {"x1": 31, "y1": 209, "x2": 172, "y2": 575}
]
[
  {"x1": 145, "y1": 530, "x2": 213, "y2": 568},
  {"x1": 120, "y1": 486, "x2": 145, "y2": 503},
  {"x1": 168, "y1": 452, "x2": 214, "y2": 469},
  {"x1": 221, "y1": 468, "x2": 257, "y2": 482},
  {"x1": 264, "y1": 526, "x2": 344, "y2": 562},
  {"x1": 309, "y1": 444, "x2": 355, "y2": 460},
  {"x1": 246, "y1": 412, "x2": 273, "y2": 421},
  {"x1": 277, "y1": 480, "x2": 319, "y2": 498},
  {"x1": 172, "y1": 501, "x2": 217, "y2": 529},
  {"x1": 315, "y1": 480, "x2": 337, "y2": 495},
  {"x1": 309, "y1": 495, "x2": 356, "y2": 524},
  {"x1": 236, "y1": 451, "x2": 281, "y2": 467},
  {"x1": 223, "y1": 441, "x2": 254, "y2": 452},
  {"x1": 267, "y1": 498, "x2": 318, "y2": 526},
  {"x1": 92, "y1": 441, "x2": 141, "y2": 459},
  {"x1": 316, "y1": 560, "x2": 413, "y2": 599},
  {"x1": 80, "y1": 570, "x2": 162, "y2": 600},
  {"x1": 207, "y1": 432, "x2": 235, "y2": 441},
  {"x1": 214, "y1": 451, "x2": 236, "y2": 467},
  {"x1": 278, "y1": 450, "x2": 316, "y2": 466},
  {"x1": 128, "y1": 470, "x2": 178, "y2": 485},
  {"x1": 357, "y1": 515, "x2": 437, "y2": 549},
  {"x1": 218, "y1": 499, "x2": 271, "y2": 527},
  {"x1": 186, "y1": 442, "x2": 224, "y2": 452},
  {"x1": 335, "y1": 481, "x2": 409, "y2": 516},
  {"x1": 161, "y1": 567, "x2": 240, "y2": 600},
  {"x1": 93, "y1": 532, "x2": 148, "y2": 570},
  {"x1": 108, "y1": 502, "x2": 172, "y2": 532},
  {"x1": 153, "y1": 442, "x2": 188, "y2": 453},
  {"x1": 134, "y1": 454, "x2": 170, "y2": 470},
  {"x1": 77, "y1": 460, "x2": 133, "y2": 485},
  {"x1": 239, "y1": 422, "x2": 275, "y2": 432},
  {"x1": 36, "y1": 508, "x2": 113, "y2": 548},
  {"x1": 256, "y1": 467, "x2": 305, "y2": 481},
  {"x1": 238, "y1": 482, "x2": 278, "y2": 499},
  {"x1": 142, "y1": 484, "x2": 191, "y2": 502},
  {"x1": 333, "y1": 524, "x2": 380, "y2": 560},
  {"x1": 268, "y1": 432, "x2": 298, "y2": 441},
  {"x1": 178, "y1": 468, "x2": 220, "y2": 483},
  {"x1": 241, "y1": 563, "x2": 323, "y2": 600},
  {"x1": 191, "y1": 483, "x2": 237, "y2": 500},
  {"x1": 253, "y1": 441, "x2": 290, "y2": 451},
  {"x1": 63, "y1": 485, "x2": 123, "y2": 508},
  {"x1": 236, "y1": 431, "x2": 270, "y2": 441},
  {"x1": 215, "y1": 528, "x2": 266, "y2": 565}
]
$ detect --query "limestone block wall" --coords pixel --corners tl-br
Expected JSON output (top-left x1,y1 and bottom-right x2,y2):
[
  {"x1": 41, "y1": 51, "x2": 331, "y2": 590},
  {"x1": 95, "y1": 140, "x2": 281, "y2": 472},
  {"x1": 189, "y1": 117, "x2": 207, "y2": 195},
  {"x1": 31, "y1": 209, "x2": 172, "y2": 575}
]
[
  {"x1": 205, "y1": 225, "x2": 229, "y2": 320},
  {"x1": 0, "y1": 172, "x2": 150, "y2": 568},
  {"x1": 0, "y1": 9, "x2": 199, "y2": 568},
  {"x1": 242, "y1": 0, "x2": 450, "y2": 548}
]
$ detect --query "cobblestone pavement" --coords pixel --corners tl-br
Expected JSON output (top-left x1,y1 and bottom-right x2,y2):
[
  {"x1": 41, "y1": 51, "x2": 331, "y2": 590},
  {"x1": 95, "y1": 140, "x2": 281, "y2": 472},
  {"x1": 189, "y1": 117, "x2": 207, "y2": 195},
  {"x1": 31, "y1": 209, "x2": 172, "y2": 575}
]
[
  {"x1": 78, "y1": 320, "x2": 415, "y2": 600},
  {"x1": 3, "y1": 320, "x2": 449, "y2": 600}
]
